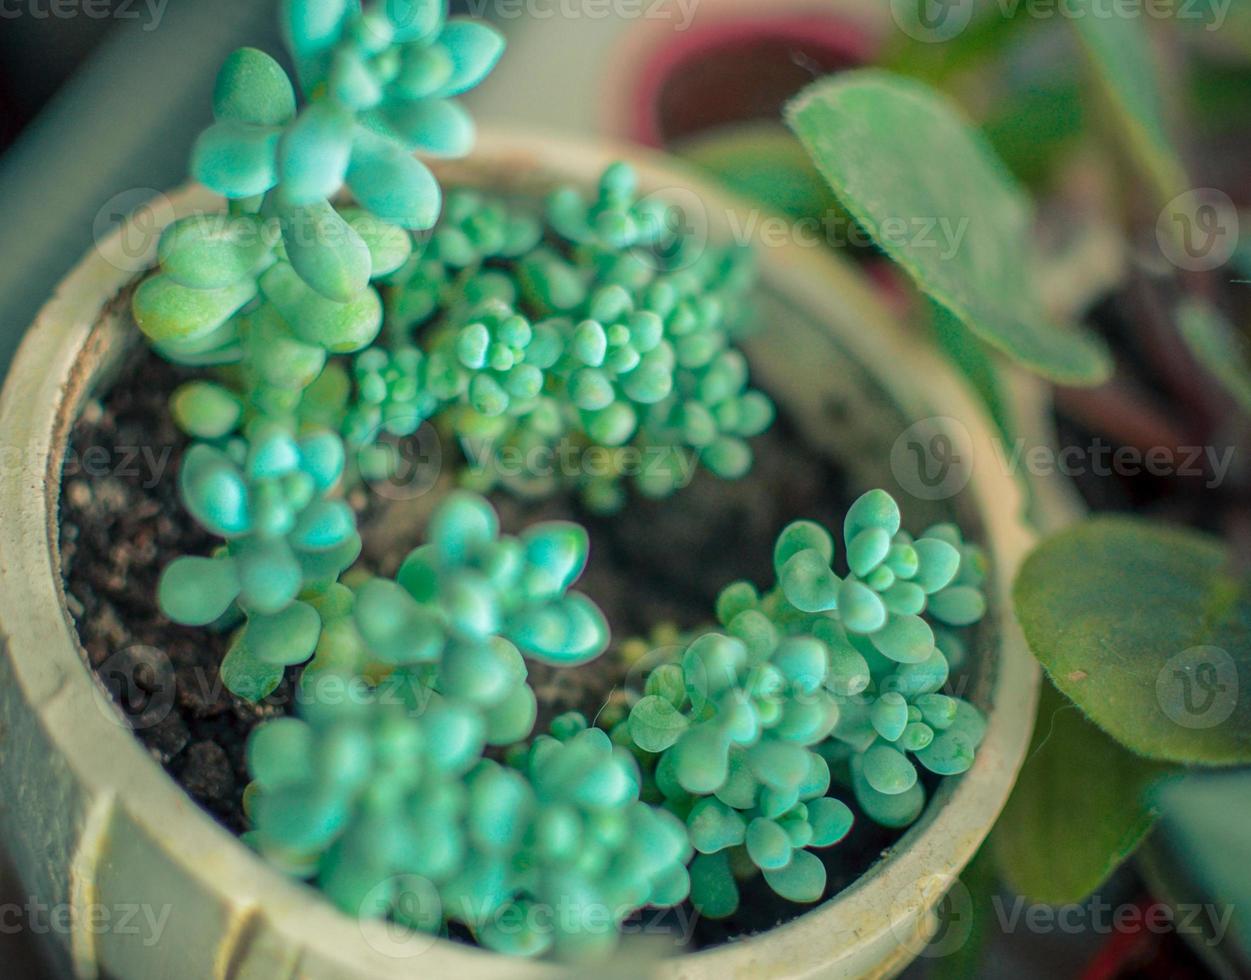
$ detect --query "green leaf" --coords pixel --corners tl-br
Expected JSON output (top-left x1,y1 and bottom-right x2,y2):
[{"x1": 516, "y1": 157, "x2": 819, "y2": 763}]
[
  {"x1": 785, "y1": 70, "x2": 1111, "y2": 385},
  {"x1": 929, "y1": 303, "x2": 1015, "y2": 444},
  {"x1": 676, "y1": 121, "x2": 839, "y2": 224},
  {"x1": 1176, "y1": 298, "x2": 1251, "y2": 415},
  {"x1": 629, "y1": 695, "x2": 690, "y2": 753},
  {"x1": 992, "y1": 678, "x2": 1173, "y2": 904},
  {"x1": 1067, "y1": 0, "x2": 1187, "y2": 207},
  {"x1": 1152, "y1": 770, "x2": 1251, "y2": 955},
  {"x1": 1014, "y1": 518, "x2": 1251, "y2": 765}
]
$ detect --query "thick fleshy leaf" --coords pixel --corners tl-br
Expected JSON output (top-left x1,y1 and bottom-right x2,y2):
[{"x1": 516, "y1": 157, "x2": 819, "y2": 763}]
[
  {"x1": 353, "y1": 578, "x2": 444, "y2": 665},
  {"x1": 787, "y1": 71, "x2": 1111, "y2": 385},
  {"x1": 280, "y1": 199, "x2": 372, "y2": 302},
  {"x1": 277, "y1": 104, "x2": 356, "y2": 205},
  {"x1": 686, "y1": 798, "x2": 746, "y2": 854},
  {"x1": 807, "y1": 797, "x2": 853, "y2": 847},
  {"x1": 779, "y1": 549, "x2": 840, "y2": 613},
  {"x1": 339, "y1": 208, "x2": 413, "y2": 278},
  {"x1": 763, "y1": 848, "x2": 826, "y2": 903},
  {"x1": 261, "y1": 262, "x2": 382, "y2": 353},
  {"x1": 850, "y1": 753, "x2": 925, "y2": 828},
  {"x1": 521, "y1": 521, "x2": 589, "y2": 596},
  {"x1": 192, "y1": 120, "x2": 280, "y2": 199},
  {"x1": 234, "y1": 540, "x2": 303, "y2": 614},
  {"x1": 170, "y1": 381, "x2": 243, "y2": 439},
  {"x1": 213, "y1": 47, "x2": 296, "y2": 126},
  {"x1": 387, "y1": 0, "x2": 444, "y2": 43},
  {"x1": 346, "y1": 129, "x2": 441, "y2": 230},
  {"x1": 179, "y1": 444, "x2": 250, "y2": 536},
  {"x1": 688, "y1": 852, "x2": 739, "y2": 919},
  {"x1": 629, "y1": 695, "x2": 689, "y2": 754},
  {"x1": 993, "y1": 679, "x2": 1173, "y2": 903},
  {"x1": 372, "y1": 99, "x2": 475, "y2": 157},
  {"x1": 132, "y1": 273, "x2": 257, "y2": 345},
  {"x1": 1014, "y1": 517, "x2": 1251, "y2": 764},
  {"x1": 434, "y1": 19, "x2": 506, "y2": 97},
  {"x1": 281, "y1": 0, "x2": 353, "y2": 87},
  {"x1": 220, "y1": 637, "x2": 286, "y2": 701},
  {"x1": 243, "y1": 304, "x2": 327, "y2": 390},
  {"x1": 508, "y1": 592, "x2": 608, "y2": 665},
  {"x1": 158, "y1": 213, "x2": 273, "y2": 290},
  {"x1": 158, "y1": 555, "x2": 240, "y2": 625},
  {"x1": 870, "y1": 614, "x2": 935, "y2": 664},
  {"x1": 245, "y1": 601, "x2": 322, "y2": 666}
]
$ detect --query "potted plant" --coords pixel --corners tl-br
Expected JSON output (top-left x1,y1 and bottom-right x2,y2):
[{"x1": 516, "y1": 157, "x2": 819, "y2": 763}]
[
  {"x1": 772, "y1": 5, "x2": 1251, "y2": 975},
  {"x1": 0, "y1": 2, "x2": 1041, "y2": 978}
]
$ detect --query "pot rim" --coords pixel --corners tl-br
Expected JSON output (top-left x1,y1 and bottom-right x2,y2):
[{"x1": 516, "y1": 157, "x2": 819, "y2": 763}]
[{"x1": 0, "y1": 129, "x2": 1039, "y2": 980}]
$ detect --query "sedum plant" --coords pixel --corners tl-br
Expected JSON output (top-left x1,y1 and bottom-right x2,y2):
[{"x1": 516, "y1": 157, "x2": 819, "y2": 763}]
[
  {"x1": 125, "y1": 0, "x2": 993, "y2": 962},
  {"x1": 619, "y1": 490, "x2": 987, "y2": 916}
]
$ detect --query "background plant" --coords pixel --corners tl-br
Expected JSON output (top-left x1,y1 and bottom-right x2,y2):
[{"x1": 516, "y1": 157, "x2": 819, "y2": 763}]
[{"x1": 778, "y1": 3, "x2": 1251, "y2": 968}]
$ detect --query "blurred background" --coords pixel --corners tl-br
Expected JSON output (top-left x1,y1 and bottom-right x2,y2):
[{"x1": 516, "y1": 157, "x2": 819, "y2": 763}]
[{"x1": 1, "y1": 0, "x2": 1248, "y2": 977}]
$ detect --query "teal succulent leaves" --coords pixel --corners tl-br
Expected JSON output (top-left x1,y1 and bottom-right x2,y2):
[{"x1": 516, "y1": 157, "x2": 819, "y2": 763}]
[
  {"x1": 199, "y1": 2, "x2": 503, "y2": 225},
  {"x1": 387, "y1": 165, "x2": 770, "y2": 511},
  {"x1": 129, "y1": 3, "x2": 991, "y2": 951},
  {"x1": 246, "y1": 697, "x2": 689, "y2": 962},
  {"x1": 620, "y1": 489, "x2": 988, "y2": 911}
]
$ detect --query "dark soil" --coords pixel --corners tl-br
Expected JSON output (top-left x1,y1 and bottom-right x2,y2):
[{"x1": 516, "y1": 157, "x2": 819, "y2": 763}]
[{"x1": 62, "y1": 341, "x2": 909, "y2": 951}]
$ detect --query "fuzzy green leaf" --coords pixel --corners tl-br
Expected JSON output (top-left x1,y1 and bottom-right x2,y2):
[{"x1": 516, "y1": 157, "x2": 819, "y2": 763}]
[
  {"x1": 786, "y1": 70, "x2": 1110, "y2": 385},
  {"x1": 1015, "y1": 518, "x2": 1251, "y2": 764},
  {"x1": 992, "y1": 679, "x2": 1174, "y2": 904},
  {"x1": 1068, "y1": 0, "x2": 1187, "y2": 206}
]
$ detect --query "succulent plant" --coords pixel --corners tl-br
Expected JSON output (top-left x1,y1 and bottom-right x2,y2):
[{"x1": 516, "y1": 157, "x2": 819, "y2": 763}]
[
  {"x1": 127, "y1": 0, "x2": 993, "y2": 960},
  {"x1": 622, "y1": 629, "x2": 855, "y2": 917},
  {"x1": 246, "y1": 691, "x2": 689, "y2": 963},
  {"x1": 382, "y1": 164, "x2": 772, "y2": 510},
  {"x1": 620, "y1": 489, "x2": 988, "y2": 913},
  {"x1": 195, "y1": 2, "x2": 504, "y2": 227},
  {"x1": 156, "y1": 424, "x2": 359, "y2": 697}
]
